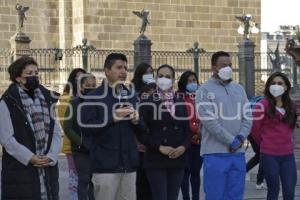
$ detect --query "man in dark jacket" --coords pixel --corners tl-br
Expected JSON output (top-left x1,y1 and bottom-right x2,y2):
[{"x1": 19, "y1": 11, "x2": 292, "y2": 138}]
[{"x1": 80, "y1": 53, "x2": 140, "y2": 200}]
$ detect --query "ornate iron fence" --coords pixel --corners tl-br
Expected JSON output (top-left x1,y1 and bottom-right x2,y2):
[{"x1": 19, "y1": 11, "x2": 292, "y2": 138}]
[
  {"x1": 0, "y1": 48, "x2": 298, "y2": 96},
  {"x1": 0, "y1": 49, "x2": 13, "y2": 84}
]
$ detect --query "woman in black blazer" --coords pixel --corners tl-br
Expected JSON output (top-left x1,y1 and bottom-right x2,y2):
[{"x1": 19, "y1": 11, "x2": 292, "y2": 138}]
[{"x1": 139, "y1": 64, "x2": 190, "y2": 200}]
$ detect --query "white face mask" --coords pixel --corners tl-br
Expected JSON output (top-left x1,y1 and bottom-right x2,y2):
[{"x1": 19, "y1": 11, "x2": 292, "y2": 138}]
[
  {"x1": 269, "y1": 84, "x2": 285, "y2": 97},
  {"x1": 218, "y1": 66, "x2": 232, "y2": 81},
  {"x1": 157, "y1": 77, "x2": 173, "y2": 91},
  {"x1": 142, "y1": 74, "x2": 155, "y2": 84}
]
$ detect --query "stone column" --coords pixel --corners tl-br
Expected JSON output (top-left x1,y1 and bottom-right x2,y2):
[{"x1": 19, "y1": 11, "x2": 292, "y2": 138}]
[
  {"x1": 10, "y1": 32, "x2": 31, "y2": 60},
  {"x1": 238, "y1": 39, "x2": 255, "y2": 98},
  {"x1": 133, "y1": 34, "x2": 152, "y2": 69}
]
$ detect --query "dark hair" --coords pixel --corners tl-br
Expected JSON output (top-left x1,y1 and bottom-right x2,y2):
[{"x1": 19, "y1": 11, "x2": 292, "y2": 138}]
[
  {"x1": 79, "y1": 73, "x2": 96, "y2": 87},
  {"x1": 8, "y1": 56, "x2": 38, "y2": 83},
  {"x1": 264, "y1": 72, "x2": 297, "y2": 125},
  {"x1": 177, "y1": 70, "x2": 199, "y2": 93},
  {"x1": 140, "y1": 82, "x2": 156, "y2": 95},
  {"x1": 211, "y1": 51, "x2": 230, "y2": 66},
  {"x1": 104, "y1": 53, "x2": 127, "y2": 69},
  {"x1": 131, "y1": 62, "x2": 153, "y2": 92},
  {"x1": 63, "y1": 68, "x2": 86, "y2": 96},
  {"x1": 157, "y1": 64, "x2": 175, "y2": 79}
]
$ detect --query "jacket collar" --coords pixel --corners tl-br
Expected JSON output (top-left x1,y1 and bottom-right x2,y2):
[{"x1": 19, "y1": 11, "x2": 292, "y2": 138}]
[
  {"x1": 98, "y1": 80, "x2": 131, "y2": 97},
  {"x1": 3, "y1": 83, "x2": 60, "y2": 105}
]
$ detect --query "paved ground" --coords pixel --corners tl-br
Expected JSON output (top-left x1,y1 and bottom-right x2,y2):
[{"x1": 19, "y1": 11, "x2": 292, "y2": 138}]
[{"x1": 50, "y1": 147, "x2": 300, "y2": 199}]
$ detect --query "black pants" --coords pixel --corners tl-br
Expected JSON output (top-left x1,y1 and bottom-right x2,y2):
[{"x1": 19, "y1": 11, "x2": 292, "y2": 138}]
[
  {"x1": 246, "y1": 135, "x2": 264, "y2": 184},
  {"x1": 73, "y1": 152, "x2": 95, "y2": 200},
  {"x1": 146, "y1": 168, "x2": 185, "y2": 200},
  {"x1": 136, "y1": 152, "x2": 152, "y2": 200},
  {"x1": 181, "y1": 144, "x2": 203, "y2": 200}
]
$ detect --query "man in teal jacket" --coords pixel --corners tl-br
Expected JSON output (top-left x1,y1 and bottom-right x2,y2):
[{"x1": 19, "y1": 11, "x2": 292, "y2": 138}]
[{"x1": 196, "y1": 51, "x2": 252, "y2": 200}]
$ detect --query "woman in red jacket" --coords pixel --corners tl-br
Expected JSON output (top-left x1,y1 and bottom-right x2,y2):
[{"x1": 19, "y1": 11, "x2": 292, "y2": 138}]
[
  {"x1": 251, "y1": 72, "x2": 297, "y2": 200},
  {"x1": 177, "y1": 70, "x2": 202, "y2": 200}
]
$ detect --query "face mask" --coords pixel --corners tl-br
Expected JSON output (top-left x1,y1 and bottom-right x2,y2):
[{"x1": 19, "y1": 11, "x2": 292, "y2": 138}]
[
  {"x1": 157, "y1": 77, "x2": 172, "y2": 91},
  {"x1": 82, "y1": 88, "x2": 94, "y2": 95},
  {"x1": 218, "y1": 66, "x2": 232, "y2": 81},
  {"x1": 269, "y1": 85, "x2": 285, "y2": 97},
  {"x1": 142, "y1": 74, "x2": 155, "y2": 84},
  {"x1": 24, "y1": 76, "x2": 39, "y2": 91},
  {"x1": 186, "y1": 82, "x2": 198, "y2": 93}
]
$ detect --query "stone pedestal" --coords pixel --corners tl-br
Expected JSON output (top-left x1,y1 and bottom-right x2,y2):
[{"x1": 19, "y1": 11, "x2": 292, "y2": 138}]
[
  {"x1": 133, "y1": 34, "x2": 152, "y2": 69},
  {"x1": 238, "y1": 39, "x2": 255, "y2": 98},
  {"x1": 10, "y1": 32, "x2": 31, "y2": 60}
]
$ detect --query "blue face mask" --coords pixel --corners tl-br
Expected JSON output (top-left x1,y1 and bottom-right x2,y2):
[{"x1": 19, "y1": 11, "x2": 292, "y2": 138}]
[{"x1": 186, "y1": 82, "x2": 198, "y2": 93}]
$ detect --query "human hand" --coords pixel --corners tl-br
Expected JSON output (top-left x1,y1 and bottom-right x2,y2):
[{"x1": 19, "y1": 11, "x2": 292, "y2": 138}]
[
  {"x1": 113, "y1": 106, "x2": 135, "y2": 122},
  {"x1": 168, "y1": 146, "x2": 186, "y2": 159},
  {"x1": 159, "y1": 145, "x2": 175, "y2": 156},
  {"x1": 30, "y1": 155, "x2": 51, "y2": 167},
  {"x1": 129, "y1": 110, "x2": 139, "y2": 125},
  {"x1": 229, "y1": 135, "x2": 244, "y2": 153}
]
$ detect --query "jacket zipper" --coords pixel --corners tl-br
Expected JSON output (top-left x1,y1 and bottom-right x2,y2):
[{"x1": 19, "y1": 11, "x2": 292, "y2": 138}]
[{"x1": 224, "y1": 86, "x2": 229, "y2": 95}]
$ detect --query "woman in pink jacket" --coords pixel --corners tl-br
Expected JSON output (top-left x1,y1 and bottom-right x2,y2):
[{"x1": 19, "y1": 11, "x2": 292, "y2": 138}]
[{"x1": 251, "y1": 72, "x2": 297, "y2": 200}]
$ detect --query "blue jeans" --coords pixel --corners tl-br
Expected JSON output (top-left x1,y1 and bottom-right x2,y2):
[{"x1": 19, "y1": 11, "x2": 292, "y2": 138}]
[
  {"x1": 146, "y1": 168, "x2": 184, "y2": 200},
  {"x1": 181, "y1": 144, "x2": 203, "y2": 200},
  {"x1": 203, "y1": 153, "x2": 246, "y2": 200},
  {"x1": 260, "y1": 154, "x2": 297, "y2": 200}
]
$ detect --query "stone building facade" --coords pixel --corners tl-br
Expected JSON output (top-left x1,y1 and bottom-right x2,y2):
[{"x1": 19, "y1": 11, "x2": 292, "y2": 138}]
[{"x1": 0, "y1": 0, "x2": 261, "y2": 51}]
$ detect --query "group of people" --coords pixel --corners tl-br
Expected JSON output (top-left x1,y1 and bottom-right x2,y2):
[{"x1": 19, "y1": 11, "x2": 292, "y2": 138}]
[{"x1": 0, "y1": 51, "x2": 297, "y2": 200}]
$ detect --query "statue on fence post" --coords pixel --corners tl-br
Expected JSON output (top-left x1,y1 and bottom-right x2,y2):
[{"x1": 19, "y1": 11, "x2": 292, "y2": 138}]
[
  {"x1": 186, "y1": 41, "x2": 206, "y2": 59},
  {"x1": 186, "y1": 41, "x2": 206, "y2": 78},
  {"x1": 75, "y1": 38, "x2": 96, "y2": 72},
  {"x1": 76, "y1": 38, "x2": 96, "y2": 53},
  {"x1": 15, "y1": 3, "x2": 29, "y2": 32},
  {"x1": 132, "y1": 9, "x2": 150, "y2": 35},
  {"x1": 235, "y1": 14, "x2": 259, "y2": 39},
  {"x1": 268, "y1": 42, "x2": 282, "y2": 72}
]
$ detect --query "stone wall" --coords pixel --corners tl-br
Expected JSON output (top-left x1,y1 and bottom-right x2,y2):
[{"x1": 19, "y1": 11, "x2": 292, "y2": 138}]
[
  {"x1": 0, "y1": 0, "x2": 261, "y2": 51},
  {"x1": 0, "y1": 0, "x2": 59, "y2": 48},
  {"x1": 83, "y1": 0, "x2": 261, "y2": 51}
]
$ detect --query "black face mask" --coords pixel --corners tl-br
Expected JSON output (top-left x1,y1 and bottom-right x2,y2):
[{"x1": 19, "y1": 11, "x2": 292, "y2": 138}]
[
  {"x1": 24, "y1": 76, "x2": 39, "y2": 91},
  {"x1": 82, "y1": 88, "x2": 94, "y2": 95}
]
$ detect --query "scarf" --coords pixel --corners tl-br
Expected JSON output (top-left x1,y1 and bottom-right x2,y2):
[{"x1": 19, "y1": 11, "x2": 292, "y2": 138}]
[
  {"x1": 19, "y1": 86, "x2": 50, "y2": 200},
  {"x1": 158, "y1": 89, "x2": 175, "y2": 116}
]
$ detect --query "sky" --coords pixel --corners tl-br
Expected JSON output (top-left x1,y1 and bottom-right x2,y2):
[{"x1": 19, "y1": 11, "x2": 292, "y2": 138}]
[{"x1": 261, "y1": 0, "x2": 300, "y2": 32}]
